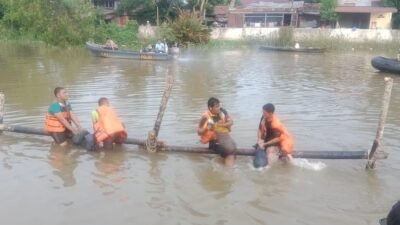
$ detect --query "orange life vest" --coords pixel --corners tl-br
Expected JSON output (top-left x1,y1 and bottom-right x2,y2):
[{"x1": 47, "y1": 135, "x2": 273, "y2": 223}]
[
  {"x1": 93, "y1": 105, "x2": 127, "y2": 144},
  {"x1": 45, "y1": 111, "x2": 71, "y2": 133},
  {"x1": 260, "y1": 115, "x2": 294, "y2": 154},
  {"x1": 199, "y1": 111, "x2": 230, "y2": 144}
]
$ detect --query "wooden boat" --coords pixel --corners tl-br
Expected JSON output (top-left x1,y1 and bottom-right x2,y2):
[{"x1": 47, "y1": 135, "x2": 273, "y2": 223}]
[
  {"x1": 371, "y1": 56, "x2": 400, "y2": 74},
  {"x1": 85, "y1": 42, "x2": 173, "y2": 61},
  {"x1": 259, "y1": 46, "x2": 325, "y2": 53}
]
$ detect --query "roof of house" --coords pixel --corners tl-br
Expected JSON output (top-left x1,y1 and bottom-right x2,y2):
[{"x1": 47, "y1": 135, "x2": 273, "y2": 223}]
[
  {"x1": 230, "y1": 1, "x2": 304, "y2": 13},
  {"x1": 214, "y1": 5, "x2": 229, "y2": 15},
  {"x1": 335, "y1": 6, "x2": 397, "y2": 13},
  {"x1": 240, "y1": 0, "x2": 295, "y2": 6},
  {"x1": 302, "y1": 3, "x2": 320, "y2": 15}
]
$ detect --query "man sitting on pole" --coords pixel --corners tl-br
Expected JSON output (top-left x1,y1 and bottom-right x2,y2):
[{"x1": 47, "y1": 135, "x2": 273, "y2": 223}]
[
  {"x1": 45, "y1": 87, "x2": 82, "y2": 146},
  {"x1": 197, "y1": 97, "x2": 237, "y2": 167}
]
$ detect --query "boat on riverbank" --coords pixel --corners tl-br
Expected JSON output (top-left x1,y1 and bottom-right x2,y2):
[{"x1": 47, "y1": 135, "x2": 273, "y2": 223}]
[
  {"x1": 86, "y1": 42, "x2": 173, "y2": 61},
  {"x1": 371, "y1": 56, "x2": 400, "y2": 74},
  {"x1": 259, "y1": 46, "x2": 325, "y2": 53}
]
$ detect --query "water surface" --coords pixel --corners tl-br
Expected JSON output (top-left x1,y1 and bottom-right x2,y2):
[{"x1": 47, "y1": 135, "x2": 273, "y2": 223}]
[{"x1": 0, "y1": 44, "x2": 399, "y2": 225}]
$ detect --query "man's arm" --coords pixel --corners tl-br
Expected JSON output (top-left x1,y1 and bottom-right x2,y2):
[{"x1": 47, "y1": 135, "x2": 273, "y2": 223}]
[
  {"x1": 262, "y1": 129, "x2": 282, "y2": 147},
  {"x1": 223, "y1": 114, "x2": 233, "y2": 127},
  {"x1": 69, "y1": 111, "x2": 81, "y2": 130},
  {"x1": 257, "y1": 117, "x2": 265, "y2": 148},
  {"x1": 262, "y1": 137, "x2": 281, "y2": 147},
  {"x1": 219, "y1": 108, "x2": 233, "y2": 128},
  {"x1": 54, "y1": 113, "x2": 78, "y2": 134},
  {"x1": 257, "y1": 129, "x2": 264, "y2": 144},
  {"x1": 197, "y1": 116, "x2": 209, "y2": 135}
]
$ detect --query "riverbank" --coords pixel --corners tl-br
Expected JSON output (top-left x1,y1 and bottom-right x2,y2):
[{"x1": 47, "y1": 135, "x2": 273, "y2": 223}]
[
  {"x1": 208, "y1": 27, "x2": 400, "y2": 52},
  {"x1": 0, "y1": 45, "x2": 399, "y2": 225},
  {"x1": 1, "y1": 32, "x2": 399, "y2": 54},
  {"x1": 200, "y1": 39, "x2": 399, "y2": 53}
]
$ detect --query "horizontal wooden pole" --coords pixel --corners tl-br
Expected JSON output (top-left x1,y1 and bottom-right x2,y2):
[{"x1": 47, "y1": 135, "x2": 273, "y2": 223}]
[{"x1": 0, "y1": 124, "x2": 370, "y2": 159}]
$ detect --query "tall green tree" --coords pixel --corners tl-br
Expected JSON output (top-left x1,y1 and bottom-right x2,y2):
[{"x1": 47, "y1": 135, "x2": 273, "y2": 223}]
[
  {"x1": 1, "y1": 0, "x2": 96, "y2": 45},
  {"x1": 320, "y1": 0, "x2": 337, "y2": 23},
  {"x1": 118, "y1": 0, "x2": 232, "y2": 24},
  {"x1": 186, "y1": 0, "x2": 230, "y2": 21},
  {"x1": 383, "y1": 0, "x2": 400, "y2": 10},
  {"x1": 382, "y1": 0, "x2": 400, "y2": 28},
  {"x1": 118, "y1": 0, "x2": 184, "y2": 24}
]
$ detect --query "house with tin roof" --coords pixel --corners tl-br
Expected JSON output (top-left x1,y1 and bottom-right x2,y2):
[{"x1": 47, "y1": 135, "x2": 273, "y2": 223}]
[
  {"x1": 214, "y1": 0, "x2": 397, "y2": 29},
  {"x1": 335, "y1": 0, "x2": 397, "y2": 29},
  {"x1": 215, "y1": 0, "x2": 305, "y2": 27}
]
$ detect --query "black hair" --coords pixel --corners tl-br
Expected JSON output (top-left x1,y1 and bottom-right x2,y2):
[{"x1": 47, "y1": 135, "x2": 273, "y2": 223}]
[
  {"x1": 262, "y1": 103, "x2": 275, "y2": 113},
  {"x1": 98, "y1": 97, "x2": 108, "y2": 106},
  {"x1": 54, "y1": 87, "x2": 64, "y2": 97},
  {"x1": 208, "y1": 97, "x2": 220, "y2": 108}
]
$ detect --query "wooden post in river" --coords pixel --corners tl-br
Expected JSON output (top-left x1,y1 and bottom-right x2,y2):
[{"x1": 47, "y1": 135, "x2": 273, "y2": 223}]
[
  {"x1": 366, "y1": 77, "x2": 393, "y2": 170},
  {"x1": 0, "y1": 92, "x2": 4, "y2": 134},
  {"x1": 146, "y1": 75, "x2": 174, "y2": 152}
]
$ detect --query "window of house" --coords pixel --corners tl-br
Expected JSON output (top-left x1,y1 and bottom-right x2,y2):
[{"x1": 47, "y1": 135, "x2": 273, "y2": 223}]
[
  {"x1": 245, "y1": 13, "x2": 284, "y2": 27},
  {"x1": 93, "y1": 0, "x2": 115, "y2": 9}
]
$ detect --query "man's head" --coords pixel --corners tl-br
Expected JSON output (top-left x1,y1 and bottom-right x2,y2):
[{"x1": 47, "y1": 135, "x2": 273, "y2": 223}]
[
  {"x1": 208, "y1": 97, "x2": 221, "y2": 115},
  {"x1": 262, "y1": 103, "x2": 275, "y2": 121},
  {"x1": 380, "y1": 201, "x2": 400, "y2": 225},
  {"x1": 98, "y1": 97, "x2": 109, "y2": 106},
  {"x1": 54, "y1": 87, "x2": 68, "y2": 102}
]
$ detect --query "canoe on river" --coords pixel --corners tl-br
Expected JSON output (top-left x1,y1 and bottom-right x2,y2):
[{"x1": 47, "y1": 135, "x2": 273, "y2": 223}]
[
  {"x1": 259, "y1": 46, "x2": 325, "y2": 53},
  {"x1": 86, "y1": 42, "x2": 173, "y2": 61},
  {"x1": 371, "y1": 56, "x2": 400, "y2": 74}
]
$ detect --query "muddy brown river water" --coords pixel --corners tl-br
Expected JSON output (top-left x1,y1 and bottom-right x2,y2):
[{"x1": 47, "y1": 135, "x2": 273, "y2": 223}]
[{"x1": 0, "y1": 44, "x2": 399, "y2": 225}]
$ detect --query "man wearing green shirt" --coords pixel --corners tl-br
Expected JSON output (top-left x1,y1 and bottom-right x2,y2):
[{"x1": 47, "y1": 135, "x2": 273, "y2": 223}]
[{"x1": 45, "y1": 87, "x2": 81, "y2": 146}]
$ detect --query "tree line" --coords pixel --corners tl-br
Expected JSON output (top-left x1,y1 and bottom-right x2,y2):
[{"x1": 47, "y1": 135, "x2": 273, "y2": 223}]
[{"x1": 0, "y1": 0, "x2": 232, "y2": 46}]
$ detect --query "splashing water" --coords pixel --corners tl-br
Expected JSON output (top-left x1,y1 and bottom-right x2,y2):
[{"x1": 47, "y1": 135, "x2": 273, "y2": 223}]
[
  {"x1": 291, "y1": 159, "x2": 326, "y2": 171},
  {"x1": 248, "y1": 162, "x2": 270, "y2": 171}
]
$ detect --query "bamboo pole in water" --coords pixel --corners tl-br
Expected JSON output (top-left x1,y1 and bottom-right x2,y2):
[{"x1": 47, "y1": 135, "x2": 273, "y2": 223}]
[
  {"x1": 0, "y1": 92, "x2": 4, "y2": 134},
  {"x1": 0, "y1": 124, "x2": 368, "y2": 159},
  {"x1": 146, "y1": 75, "x2": 174, "y2": 152},
  {"x1": 366, "y1": 77, "x2": 393, "y2": 169}
]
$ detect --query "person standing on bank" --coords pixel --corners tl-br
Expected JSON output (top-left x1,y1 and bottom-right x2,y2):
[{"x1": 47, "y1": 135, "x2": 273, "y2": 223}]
[
  {"x1": 45, "y1": 87, "x2": 81, "y2": 146},
  {"x1": 255, "y1": 103, "x2": 294, "y2": 167},
  {"x1": 197, "y1": 97, "x2": 237, "y2": 167}
]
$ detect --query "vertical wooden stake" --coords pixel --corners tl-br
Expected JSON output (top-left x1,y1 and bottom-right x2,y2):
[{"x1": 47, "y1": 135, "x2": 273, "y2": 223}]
[
  {"x1": 0, "y1": 92, "x2": 4, "y2": 134},
  {"x1": 146, "y1": 75, "x2": 174, "y2": 152},
  {"x1": 366, "y1": 77, "x2": 393, "y2": 169}
]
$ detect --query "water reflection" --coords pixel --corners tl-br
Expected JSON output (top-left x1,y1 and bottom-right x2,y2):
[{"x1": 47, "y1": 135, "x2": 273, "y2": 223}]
[
  {"x1": 48, "y1": 146, "x2": 79, "y2": 187},
  {"x1": 94, "y1": 148, "x2": 126, "y2": 177},
  {"x1": 92, "y1": 148, "x2": 127, "y2": 195},
  {"x1": 1, "y1": 44, "x2": 400, "y2": 225},
  {"x1": 195, "y1": 164, "x2": 234, "y2": 199}
]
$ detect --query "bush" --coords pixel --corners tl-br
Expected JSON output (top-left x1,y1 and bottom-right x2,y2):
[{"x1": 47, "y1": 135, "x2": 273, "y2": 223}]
[
  {"x1": 167, "y1": 12, "x2": 211, "y2": 46},
  {"x1": 93, "y1": 20, "x2": 140, "y2": 48},
  {"x1": 159, "y1": 22, "x2": 176, "y2": 43},
  {"x1": 1, "y1": 0, "x2": 97, "y2": 46},
  {"x1": 277, "y1": 27, "x2": 294, "y2": 46},
  {"x1": 262, "y1": 27, "x2": 295, "y2": 47}
]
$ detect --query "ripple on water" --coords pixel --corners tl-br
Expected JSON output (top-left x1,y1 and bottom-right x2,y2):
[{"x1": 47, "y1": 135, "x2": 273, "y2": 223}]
[{"x1": 0, "y1": 47, "x2": 400, "y2": 225}]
